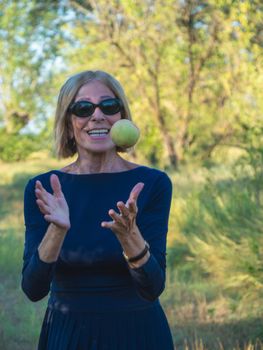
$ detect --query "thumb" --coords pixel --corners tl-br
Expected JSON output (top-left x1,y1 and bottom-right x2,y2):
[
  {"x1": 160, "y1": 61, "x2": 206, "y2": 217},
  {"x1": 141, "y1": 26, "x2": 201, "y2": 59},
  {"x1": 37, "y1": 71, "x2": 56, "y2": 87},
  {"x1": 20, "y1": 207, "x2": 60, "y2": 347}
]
[
  {"x1": 126, "y1": 182, "x2": 144, "y2": 207},
  {"x1": 130, "y1": 182, "x2": 144, "y2": 201}
]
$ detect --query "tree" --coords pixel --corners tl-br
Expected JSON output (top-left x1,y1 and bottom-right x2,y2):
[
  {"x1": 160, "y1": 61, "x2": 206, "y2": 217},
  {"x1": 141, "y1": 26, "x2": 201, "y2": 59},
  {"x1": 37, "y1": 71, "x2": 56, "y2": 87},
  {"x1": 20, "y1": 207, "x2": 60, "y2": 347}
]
[
  {"x1": 67, "y1": 0, "x2": 180, "y2": 167},
  {"x1": 175, "y1": 0, "x2": 263, "y2": 164},
  {"x1": 65, "y1": 0, "x2": 262, "y2": 167},
  {"x1": 0, "y1": 0, "x2": 72, "y2": 160},
  {"x1": 0, "y1": 0, "x2": 68, "y2": 133},
  {"x1": 1, "y1": 0, "x2": 262, "y2": 165}
]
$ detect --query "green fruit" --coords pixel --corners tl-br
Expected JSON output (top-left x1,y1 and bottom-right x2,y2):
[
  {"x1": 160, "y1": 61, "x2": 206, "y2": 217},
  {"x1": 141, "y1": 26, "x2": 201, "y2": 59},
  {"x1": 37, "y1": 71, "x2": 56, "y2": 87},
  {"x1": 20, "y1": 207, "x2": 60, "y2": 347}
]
[{"x1": 110, "y1": 120, "x2": 140, "y2": 148}]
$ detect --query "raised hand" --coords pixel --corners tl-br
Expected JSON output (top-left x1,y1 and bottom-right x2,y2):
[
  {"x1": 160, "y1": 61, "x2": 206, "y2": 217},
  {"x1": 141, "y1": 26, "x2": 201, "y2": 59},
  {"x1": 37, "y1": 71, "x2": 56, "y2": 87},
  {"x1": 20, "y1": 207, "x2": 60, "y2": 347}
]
[
  {"x1": 101, "y1": 182, "x2": 144, "y2": 238},
  {"x1": 35, "y1": 174, "x2": 71, "y2": 230}
]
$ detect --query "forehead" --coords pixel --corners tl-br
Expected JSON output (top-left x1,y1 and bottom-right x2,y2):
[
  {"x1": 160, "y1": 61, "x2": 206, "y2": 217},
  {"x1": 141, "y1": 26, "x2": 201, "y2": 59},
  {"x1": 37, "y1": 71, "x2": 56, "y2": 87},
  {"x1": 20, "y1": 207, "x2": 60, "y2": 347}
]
[{"x1": 75, "y1": 80, "x2": 115, "y2": 100}]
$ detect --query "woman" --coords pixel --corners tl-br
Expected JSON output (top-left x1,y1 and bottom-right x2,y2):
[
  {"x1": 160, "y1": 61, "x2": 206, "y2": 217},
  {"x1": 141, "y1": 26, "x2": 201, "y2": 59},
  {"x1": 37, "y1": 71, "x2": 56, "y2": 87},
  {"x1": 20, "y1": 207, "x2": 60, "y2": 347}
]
[{"x1": 22, "y1": 70, "x2": 174, "y2": 350}]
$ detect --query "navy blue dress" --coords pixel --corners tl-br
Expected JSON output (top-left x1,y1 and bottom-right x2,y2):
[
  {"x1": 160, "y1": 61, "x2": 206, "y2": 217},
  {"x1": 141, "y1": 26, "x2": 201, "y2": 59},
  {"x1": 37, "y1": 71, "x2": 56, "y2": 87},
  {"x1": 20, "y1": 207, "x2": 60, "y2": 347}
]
[{"x1": 22, "y1": 166, "x2": 174, "y2": 350}]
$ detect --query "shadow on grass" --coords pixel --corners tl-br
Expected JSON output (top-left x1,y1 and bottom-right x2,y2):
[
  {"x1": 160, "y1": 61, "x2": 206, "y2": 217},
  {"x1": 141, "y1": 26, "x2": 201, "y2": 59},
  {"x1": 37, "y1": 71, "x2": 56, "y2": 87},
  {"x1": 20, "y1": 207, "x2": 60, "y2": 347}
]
[
  {"x1": 173, "y1": 317, "x2": 263, "y2": 350},
  {"x1": 0, "y1": 171, "x2": 39, "y2": 220}
]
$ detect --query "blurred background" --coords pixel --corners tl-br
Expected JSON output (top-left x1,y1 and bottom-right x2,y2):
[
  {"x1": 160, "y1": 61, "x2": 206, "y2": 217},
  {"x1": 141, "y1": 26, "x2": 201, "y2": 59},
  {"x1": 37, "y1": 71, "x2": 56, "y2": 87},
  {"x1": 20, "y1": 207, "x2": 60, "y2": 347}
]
[{"x1": 0, "y1": 0, "x2": 262, "y2": 349}]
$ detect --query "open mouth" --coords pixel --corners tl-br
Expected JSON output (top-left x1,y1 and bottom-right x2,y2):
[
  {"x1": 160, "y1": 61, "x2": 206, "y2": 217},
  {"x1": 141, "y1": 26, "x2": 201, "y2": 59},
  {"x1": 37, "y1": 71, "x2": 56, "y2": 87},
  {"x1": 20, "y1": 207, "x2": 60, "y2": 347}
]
[{"x1": 87, "y1": 129, "x2": 110, "y2": 137}]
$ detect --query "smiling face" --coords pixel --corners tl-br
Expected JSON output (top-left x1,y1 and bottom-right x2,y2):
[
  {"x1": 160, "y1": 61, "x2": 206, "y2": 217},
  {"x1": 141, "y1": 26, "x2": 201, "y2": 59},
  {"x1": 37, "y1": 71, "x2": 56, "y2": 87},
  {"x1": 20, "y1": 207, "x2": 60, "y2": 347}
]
[{"x1": 70, "y1": 80, "x2": 122, "y2": 155}]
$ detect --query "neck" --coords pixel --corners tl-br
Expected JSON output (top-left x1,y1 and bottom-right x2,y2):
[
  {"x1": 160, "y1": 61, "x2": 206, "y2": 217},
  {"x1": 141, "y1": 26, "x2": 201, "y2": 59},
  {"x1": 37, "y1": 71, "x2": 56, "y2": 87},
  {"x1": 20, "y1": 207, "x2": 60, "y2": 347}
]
[{"x1": 71, "y1": 152, "x2": 127, "y2": 174}]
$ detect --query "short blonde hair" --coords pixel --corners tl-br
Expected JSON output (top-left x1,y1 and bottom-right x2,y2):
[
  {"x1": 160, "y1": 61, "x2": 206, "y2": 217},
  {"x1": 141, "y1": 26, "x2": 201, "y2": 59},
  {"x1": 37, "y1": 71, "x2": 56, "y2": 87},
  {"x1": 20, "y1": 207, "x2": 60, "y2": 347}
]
[{"x1": 54, "y1": 70, "x2": 132, "y2": 158}]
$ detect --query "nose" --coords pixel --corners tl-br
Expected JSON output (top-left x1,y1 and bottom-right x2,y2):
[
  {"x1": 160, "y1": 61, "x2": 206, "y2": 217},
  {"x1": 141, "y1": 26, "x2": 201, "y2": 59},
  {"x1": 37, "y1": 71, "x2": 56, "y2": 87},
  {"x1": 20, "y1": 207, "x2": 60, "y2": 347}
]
[{"x1": 90, "y1": 106, "x2": 106, "y2": 121}]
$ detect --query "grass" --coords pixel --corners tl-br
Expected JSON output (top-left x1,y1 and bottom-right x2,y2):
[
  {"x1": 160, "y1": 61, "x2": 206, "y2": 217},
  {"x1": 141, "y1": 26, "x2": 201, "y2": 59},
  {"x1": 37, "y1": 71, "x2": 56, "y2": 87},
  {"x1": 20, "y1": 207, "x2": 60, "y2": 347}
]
[
  {"x1": 0, "y1": 157, "x2": 263, "y2": 349},
  {"x1": 0, "y1": 162, "x2": 47, "y2": 350},
  {"x1": 162, "y1": 163, "x2": 263, "y2": 349}
]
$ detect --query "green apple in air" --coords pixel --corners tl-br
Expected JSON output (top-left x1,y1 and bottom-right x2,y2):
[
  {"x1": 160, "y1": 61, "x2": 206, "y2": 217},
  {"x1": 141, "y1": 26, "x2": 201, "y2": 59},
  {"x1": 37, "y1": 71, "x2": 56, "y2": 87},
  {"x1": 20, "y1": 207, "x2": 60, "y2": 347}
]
[{"x1": 110, "y1": 119, "x2": 140, "y2": 148}]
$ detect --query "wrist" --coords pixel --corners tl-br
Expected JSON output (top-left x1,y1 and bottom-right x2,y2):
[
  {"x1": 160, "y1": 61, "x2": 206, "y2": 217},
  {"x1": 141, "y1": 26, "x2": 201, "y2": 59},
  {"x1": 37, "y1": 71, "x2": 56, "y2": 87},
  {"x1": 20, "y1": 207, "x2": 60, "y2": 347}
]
[
  {"x1": 123, "y1": 240, "x2": 150, "y2": 267},
  {"x1": 128, "y1": 251, "x2": 151, "y2": 269},
  {"x1": 49, "y1": 223, "x2": 69, "y2": 236},
  {"x1": 123, "y1": 240, "x2": 150, "y2": 262}
]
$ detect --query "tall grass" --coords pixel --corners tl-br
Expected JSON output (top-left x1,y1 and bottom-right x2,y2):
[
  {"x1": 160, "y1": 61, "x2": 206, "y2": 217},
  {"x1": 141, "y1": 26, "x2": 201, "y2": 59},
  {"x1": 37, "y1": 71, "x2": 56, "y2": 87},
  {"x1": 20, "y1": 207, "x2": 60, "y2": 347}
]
[
  {"x1": 0, "y1": 162, "x2": 49, "y2": 350},
  {"x1": 163, "y1": 163, "x2": 263, "y2": 349},
  {"x1": 0, "y1": 158, "x2": 263, "y2": 349}
]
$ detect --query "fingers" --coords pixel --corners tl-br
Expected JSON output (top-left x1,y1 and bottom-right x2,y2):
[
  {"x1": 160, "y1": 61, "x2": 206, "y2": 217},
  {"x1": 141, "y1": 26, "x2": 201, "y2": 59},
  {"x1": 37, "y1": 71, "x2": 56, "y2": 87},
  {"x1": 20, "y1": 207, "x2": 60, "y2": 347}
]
[
  {"x1": 117, "y1": 201, "x2": 129, "y2": 217},
  {"x1": 35, "y1": 174, "x2": 63, "y2": 202},
  {"x1": 102, "y1": 183, "x2": 144, "y2": 232},
  {"x1": 102, "y1": 202, "x2": 132, "y2": 231},
  {"x1": 101, "y1": 182, "x2": 144, "y2": 228},
  {"x1": 36, "y1": 199, "x2": 51, "y2": 215},
  {"x1": 35, "y1": 181, "x2": 50, "y2": 203},
  {"x1": 101, "y1": 206, "x2": 126, "y2": 229},
  {"x1": 101, "y1": 220, "x2": 114, "y2": 229},
  {"x1": 43, "y1": 214, "x2": 53, "y2": 223},
  {"x1": 108, "y1": 209, "x2": 120, "y2": 222},
  {"x1": 50, "y1": 174, "x2": 63, "y2": 197},
  {"x1": 129, "y1": 182, "x2": 144, "y2": 201},
  {"x1": 125, "y1": 182, "x2": 144, "y2": 213}
]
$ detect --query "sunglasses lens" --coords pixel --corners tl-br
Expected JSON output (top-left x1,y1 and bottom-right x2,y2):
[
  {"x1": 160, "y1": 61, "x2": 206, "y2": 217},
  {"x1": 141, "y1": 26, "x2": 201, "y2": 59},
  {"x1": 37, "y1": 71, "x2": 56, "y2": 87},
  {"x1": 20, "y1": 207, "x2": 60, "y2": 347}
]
[
  {"x1": 70, "y1": 99, "x2": 122, "y2": 117},
  {"x1": 71, "y1": 101, "x2": 94, "y2": 117},
  {"x1": 100, "y1": 99, "x2": 122, "y2": 115}
]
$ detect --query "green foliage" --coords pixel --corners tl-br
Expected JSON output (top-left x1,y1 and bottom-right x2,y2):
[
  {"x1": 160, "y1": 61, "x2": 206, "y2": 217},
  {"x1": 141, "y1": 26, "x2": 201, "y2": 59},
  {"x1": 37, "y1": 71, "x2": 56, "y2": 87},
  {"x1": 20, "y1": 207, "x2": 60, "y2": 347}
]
[
  {"x1": 136, "y1": 124, "x2": 164, "y2": 167},
  {"x1": 0, "y1": 0, "x2": 262, "y2": 166},
  {"x1": 65, "y1": 0, "x2": 263, "y2": 168},
  {"x1": 168, "y1": 163, "x2": 263, "y2": 319},
  {"x1": 0, "y1": 128, "x2": 42, "y2": 162},
  {"x1": 0, "y1": 167, "x2": 47, "y2": 350},
  {"x1": 163, "y1": 162, "x2": 263, "y2": 348},
  {"x1": 0, "y1": 0, "x2": 69, "y2": 133},
  {"x1": 0, "y1": 0, "x2": 263, "y2": 346},
  {"x1": 0, "y1": 231, "x2": 46, "y2": 350}
]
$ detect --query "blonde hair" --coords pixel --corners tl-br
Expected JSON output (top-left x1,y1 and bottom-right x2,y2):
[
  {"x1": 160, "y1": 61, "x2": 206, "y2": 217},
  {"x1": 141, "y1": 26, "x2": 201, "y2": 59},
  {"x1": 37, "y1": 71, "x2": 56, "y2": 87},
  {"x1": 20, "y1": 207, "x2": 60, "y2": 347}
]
[{"x1": 54, "y1": 70, "x2": 132, "y2": 158}]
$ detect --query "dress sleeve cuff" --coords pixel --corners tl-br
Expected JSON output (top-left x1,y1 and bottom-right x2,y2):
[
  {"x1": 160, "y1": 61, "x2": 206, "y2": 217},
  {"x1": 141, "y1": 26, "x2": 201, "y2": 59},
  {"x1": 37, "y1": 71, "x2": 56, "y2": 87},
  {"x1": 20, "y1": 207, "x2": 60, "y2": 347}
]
[
  {"x1": 128, "y1": 254, "x2": 160, "y2": 282},
  {"x1": 32, "y1": 249, "x2": 57, "y2": 279}
]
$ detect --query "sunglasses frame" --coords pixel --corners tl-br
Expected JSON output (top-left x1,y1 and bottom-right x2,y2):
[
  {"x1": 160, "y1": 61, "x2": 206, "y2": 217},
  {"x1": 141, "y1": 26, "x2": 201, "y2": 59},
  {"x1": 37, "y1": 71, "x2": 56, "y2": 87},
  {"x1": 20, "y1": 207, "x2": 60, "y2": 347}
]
[{"x1": 69, "y1": 98, "x2": 123, "y2": 118}]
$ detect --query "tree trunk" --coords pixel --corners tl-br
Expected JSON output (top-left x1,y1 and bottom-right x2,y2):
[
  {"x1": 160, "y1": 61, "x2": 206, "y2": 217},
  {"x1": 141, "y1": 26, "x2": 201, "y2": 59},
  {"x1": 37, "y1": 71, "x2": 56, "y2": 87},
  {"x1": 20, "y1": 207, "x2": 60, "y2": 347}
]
[
  {"x1": 157, "y1": 110, "x2": 178, "y2": 169},
  {"x1": 152, "y1": 69, "x2": 179, "y2": 169}
]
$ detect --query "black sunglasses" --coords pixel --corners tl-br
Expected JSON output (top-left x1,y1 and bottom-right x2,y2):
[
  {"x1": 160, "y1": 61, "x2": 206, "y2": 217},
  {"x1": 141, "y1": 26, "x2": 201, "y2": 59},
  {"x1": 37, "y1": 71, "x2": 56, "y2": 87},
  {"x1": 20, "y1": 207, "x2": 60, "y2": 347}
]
[{"x1": 69, "y1": 98, "x2": 123, "y2": 118}]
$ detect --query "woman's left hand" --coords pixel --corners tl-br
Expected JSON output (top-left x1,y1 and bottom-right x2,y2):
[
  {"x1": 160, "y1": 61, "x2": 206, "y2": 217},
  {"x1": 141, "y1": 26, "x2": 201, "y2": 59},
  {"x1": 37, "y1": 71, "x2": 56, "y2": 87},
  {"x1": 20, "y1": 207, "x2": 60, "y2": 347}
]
[{"x1": 101, "y1": 182, "x2": 144, "y2": 238}]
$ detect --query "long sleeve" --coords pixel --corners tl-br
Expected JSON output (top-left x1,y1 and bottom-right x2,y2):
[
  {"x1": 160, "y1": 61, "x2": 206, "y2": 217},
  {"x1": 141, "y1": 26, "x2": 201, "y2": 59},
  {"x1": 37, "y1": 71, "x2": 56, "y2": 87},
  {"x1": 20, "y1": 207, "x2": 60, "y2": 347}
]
[
  {"x1": 128, "y1": 172, "x2": 173, "y2": 302},
  {"x1": 21, "y1": 167, "x2": 173, "y2": 307},
  {"x1": 21, "y1": 179, "x2": 56, "y2": 302}
]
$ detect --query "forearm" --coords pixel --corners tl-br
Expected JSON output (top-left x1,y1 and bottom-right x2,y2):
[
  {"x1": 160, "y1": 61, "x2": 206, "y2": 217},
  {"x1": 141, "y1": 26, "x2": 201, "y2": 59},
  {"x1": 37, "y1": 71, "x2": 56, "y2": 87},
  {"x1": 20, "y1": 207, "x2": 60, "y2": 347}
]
[
  {"x1": 22, "y1": 223, "x2": 69, "y2": 301},
  {"x1": 118, "y1": 225, "x2": 150, "y2": 269},
  {"x1": 129, "y1": 254, "x2": 165, "y2": 302},
  {"x1": 118, "y1": 226, "x2": 165, "y2": 302},
  {"x1": 38, "y1": 223, "x2": 68, "y2": 263}
]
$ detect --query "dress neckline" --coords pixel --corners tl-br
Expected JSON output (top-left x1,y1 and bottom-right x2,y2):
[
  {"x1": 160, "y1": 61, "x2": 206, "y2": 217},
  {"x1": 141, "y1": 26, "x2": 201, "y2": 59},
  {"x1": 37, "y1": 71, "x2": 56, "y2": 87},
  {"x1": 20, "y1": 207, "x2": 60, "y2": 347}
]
[{"x1": 53, "y1": 166, "x2": 146, "y2": 176}]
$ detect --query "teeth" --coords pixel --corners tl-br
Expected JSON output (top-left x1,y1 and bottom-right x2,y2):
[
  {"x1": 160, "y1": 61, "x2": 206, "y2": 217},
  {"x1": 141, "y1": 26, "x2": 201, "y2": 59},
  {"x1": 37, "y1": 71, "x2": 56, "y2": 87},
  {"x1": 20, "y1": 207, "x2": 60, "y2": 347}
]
[{"x1": 88, "y1": 129, "x2": 109, "y2": 135}]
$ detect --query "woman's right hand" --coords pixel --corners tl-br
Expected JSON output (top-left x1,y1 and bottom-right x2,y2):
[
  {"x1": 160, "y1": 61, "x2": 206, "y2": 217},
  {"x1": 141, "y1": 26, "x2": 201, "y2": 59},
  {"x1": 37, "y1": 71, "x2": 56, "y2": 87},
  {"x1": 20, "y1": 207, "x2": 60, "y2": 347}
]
[{"x1": 35, "y1": 174, "x2": 71, "y2": 230}]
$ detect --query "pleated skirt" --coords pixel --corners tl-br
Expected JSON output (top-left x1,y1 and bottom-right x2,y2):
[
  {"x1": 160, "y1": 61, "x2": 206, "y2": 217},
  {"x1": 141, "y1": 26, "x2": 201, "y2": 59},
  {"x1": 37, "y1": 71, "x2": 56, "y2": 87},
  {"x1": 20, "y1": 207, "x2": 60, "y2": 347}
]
[{"x1": 38, "y1": 303, "x2": 174, "y2": 350}]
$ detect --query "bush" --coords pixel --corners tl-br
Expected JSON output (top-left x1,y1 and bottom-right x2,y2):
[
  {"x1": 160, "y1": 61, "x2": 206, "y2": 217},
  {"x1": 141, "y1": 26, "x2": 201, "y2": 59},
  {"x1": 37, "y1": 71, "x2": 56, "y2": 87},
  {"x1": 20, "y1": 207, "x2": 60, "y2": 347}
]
[{"x1": 0, "y1": 129, "x2": 42, "y2": 162}]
